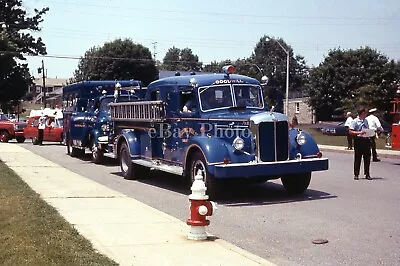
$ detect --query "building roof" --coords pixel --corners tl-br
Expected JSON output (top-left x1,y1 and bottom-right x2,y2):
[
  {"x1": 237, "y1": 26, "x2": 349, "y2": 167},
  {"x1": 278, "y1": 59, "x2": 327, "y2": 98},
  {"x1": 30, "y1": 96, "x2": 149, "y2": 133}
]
[{"x1": 33, "y1": 77, "x2": 69, "y2": 87}]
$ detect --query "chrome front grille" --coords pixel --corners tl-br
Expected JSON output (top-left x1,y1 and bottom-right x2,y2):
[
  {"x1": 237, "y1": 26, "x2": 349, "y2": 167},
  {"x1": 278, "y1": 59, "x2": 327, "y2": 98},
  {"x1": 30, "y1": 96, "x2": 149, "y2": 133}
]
[{"x1": 258, "y1": 121, "x2": 289, "y2": 162}]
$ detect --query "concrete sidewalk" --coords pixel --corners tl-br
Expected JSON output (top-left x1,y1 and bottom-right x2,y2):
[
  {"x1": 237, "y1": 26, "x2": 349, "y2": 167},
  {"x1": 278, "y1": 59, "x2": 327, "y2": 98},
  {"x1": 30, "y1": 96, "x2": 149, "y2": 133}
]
[{"x1": 0, "y1": 143, "x2": 275, "y2": 266}]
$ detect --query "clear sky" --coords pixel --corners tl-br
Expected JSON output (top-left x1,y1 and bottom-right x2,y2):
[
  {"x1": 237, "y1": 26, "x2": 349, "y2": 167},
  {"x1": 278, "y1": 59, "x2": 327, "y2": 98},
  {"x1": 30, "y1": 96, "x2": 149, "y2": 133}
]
[{"x1": 25, "y1": 0, "x2": 400, "y2": 79}]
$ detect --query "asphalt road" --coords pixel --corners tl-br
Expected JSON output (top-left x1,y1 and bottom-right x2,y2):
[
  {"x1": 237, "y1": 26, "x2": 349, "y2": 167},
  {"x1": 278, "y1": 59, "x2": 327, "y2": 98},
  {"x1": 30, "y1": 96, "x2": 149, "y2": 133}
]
[{"x1": 17, "y1": 142, "x2": 400, "y2": 266}]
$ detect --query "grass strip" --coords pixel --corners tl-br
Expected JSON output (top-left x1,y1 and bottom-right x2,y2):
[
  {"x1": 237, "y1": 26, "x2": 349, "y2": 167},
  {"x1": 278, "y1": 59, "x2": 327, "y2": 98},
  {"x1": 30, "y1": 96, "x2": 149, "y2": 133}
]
[{"x1": 0, "y1": 160, "x2": 118, "y2": 266}]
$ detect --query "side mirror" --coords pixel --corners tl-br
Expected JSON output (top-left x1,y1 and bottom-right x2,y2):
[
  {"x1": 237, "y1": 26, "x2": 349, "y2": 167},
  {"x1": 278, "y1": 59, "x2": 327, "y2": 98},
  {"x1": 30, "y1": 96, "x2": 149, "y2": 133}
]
[{"x1": 261, "y1": 76, "x2": 269, "y2": 85}]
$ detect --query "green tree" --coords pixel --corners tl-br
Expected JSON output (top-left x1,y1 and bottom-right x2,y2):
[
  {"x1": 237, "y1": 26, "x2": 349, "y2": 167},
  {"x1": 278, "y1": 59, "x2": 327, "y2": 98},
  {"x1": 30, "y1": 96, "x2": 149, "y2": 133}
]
[
  {"x1": 73, "y1": 38, "x2": 158, "y2": 86},
  {"x1": 252, "y1": 35, "x2": 309, "y2": 93},
  {"x1": 179, "y1": 48, "x2": 202, "y2": 71},
  {"x1": 306, "y1": 47, "x2": 399, "y2": 120},
  {"x1": 162, "y1": 46, "x2": 180, "y2": 71},
  {"x1": 162, "y1": 46, "x2": 202, "y2": 71},
  {"x1": 0, "y1": 0, "x2": 48, "y2": 111},
  {"x1": 203, "y1": 60, "x2": 233, "y2": 73}
]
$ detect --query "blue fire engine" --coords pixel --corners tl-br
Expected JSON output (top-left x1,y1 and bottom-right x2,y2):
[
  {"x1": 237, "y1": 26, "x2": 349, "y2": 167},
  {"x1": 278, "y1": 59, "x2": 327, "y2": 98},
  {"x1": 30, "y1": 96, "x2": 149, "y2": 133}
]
[
  {"x1": 109, "y1": 66, "x2": 328, "y2": 198},
  {"x1": 62, "y1": 80, "x2": 144, "y2": 163}
]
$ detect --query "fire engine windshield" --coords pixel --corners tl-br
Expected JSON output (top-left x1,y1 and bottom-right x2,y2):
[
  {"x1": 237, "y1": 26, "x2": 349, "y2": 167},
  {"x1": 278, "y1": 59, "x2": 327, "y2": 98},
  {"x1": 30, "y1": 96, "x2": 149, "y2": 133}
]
[
  {"x1": 199, "y1": 84, "x2": 263, "y2": 112},
  {"x1": 233, "y1": 85, "x2": 264, "y2": 109},
  {"x1": 199, "y1": 85, "x2": 233, "y2": 111}
]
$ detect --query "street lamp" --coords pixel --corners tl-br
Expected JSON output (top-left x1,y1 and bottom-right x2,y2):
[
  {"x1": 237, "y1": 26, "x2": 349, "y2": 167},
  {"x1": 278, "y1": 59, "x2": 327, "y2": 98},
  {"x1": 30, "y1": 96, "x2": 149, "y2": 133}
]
[
  {"x1": 248, "y1": 63, "x2": 269, "y2": 85},
  {"x1": 265, "y1": 37, "x2": 290, "y2": 116}
]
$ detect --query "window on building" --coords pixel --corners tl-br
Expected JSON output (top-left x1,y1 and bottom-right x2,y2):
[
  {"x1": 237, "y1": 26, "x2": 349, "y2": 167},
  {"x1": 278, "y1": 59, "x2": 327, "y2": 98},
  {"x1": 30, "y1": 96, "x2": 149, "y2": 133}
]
[
  {"x1": 295, "y1": 102, "x2": 300, "y2": 114},
  {"x1": 36, "y1": 86, "x2": 41, "y2": 93}
]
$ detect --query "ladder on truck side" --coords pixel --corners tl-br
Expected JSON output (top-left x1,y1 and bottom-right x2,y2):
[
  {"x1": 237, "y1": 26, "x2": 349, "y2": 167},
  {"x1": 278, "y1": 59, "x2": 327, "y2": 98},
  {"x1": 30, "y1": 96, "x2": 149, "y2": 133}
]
[{"x1": 110, "y1": 100, "x2": 165, "y2": 122}]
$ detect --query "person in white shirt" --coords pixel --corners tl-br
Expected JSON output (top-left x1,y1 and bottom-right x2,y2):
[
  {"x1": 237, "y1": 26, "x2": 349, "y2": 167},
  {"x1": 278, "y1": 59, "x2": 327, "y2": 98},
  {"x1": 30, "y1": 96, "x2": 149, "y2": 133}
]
[
  {"x1": 366, "y1": 108, "x2": 384, "y2": 162},
  {"x1": 349, "y1": 107, "x2": 371, "y2": 180},
  {"x1": 344, "y1": 111, "x2": 354, "y2": 150},
  {"x1": 37, "y1": 115, "x2": 47, "y2": 145}
]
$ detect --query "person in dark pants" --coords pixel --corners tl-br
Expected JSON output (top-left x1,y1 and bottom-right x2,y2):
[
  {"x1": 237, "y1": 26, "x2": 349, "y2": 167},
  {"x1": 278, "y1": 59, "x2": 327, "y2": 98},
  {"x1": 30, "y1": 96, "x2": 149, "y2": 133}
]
[
  {"x1": 349, "y1": 107, "x2": 372, "y2": 180},
  {"x1": 37, "y1": 115, "x2": 46, "y2": 145},
  {"x1": 366, "y1": 108, "x2": 384, "y2": 162},
  {"x1": 344, "y1": 111, "x2": 354, "y2": 150}
]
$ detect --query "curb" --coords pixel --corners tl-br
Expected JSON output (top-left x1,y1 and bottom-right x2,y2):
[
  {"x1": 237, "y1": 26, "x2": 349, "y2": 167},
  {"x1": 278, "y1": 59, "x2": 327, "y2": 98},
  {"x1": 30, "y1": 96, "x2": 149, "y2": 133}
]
[{"x1": 319, "y1": 146, "x2": 400, "y2": 160}]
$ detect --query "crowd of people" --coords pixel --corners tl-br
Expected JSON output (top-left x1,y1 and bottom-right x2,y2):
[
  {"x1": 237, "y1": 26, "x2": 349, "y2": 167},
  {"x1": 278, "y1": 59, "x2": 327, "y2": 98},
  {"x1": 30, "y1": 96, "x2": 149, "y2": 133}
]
[{"x1": 345, "y1": 107, "x2": 385, "y2": 181}]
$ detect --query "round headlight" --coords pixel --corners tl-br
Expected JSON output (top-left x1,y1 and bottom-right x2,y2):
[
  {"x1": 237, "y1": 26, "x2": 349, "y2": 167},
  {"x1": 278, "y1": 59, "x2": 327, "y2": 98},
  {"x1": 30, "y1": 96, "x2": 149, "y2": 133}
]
[
  {"x1": 101, "y1": 124, "x2": 109, "y2": 131},
  {"x1": 296, "y1": 133, "x2": 307, "y2": 146},
  {"x1": 233, "y1": 137, "x2": 245, "y2": 150}
]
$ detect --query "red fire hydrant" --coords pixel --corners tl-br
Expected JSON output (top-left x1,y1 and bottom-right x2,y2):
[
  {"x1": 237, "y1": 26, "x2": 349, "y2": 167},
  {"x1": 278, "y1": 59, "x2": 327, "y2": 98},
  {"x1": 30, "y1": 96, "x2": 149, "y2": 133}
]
[{"x1": 187, "y1": 170, "x2": 217, "y2": 240}]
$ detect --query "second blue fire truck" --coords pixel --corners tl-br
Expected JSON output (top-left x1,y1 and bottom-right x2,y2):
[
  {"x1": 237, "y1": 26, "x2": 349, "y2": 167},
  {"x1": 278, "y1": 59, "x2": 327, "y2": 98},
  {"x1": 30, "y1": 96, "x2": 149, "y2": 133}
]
[{"x1": 62, "y1": 80, "x2": 144, "y2": 164}]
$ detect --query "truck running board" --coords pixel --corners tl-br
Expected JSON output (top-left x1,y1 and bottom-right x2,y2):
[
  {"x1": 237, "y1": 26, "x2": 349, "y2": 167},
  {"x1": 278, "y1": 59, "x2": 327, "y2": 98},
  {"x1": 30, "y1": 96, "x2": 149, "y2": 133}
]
[
  {"x1": 132, "y1": 159, "x2": 183, "y2": 176},
  {"x1": 103, "y1": 152, "x2": 117, "y2": 159}
]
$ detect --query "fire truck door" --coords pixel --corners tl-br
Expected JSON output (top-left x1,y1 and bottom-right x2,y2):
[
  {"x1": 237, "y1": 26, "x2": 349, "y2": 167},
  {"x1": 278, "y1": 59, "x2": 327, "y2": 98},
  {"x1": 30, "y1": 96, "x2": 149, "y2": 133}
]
[{"x1": 70, "y1": 99, "x2": 88, "y2": 147}]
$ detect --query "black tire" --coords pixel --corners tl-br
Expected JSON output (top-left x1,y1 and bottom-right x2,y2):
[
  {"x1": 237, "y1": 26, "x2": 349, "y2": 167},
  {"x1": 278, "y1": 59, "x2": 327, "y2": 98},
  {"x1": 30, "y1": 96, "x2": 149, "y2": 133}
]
[
  {"x1": 71, "y1": 147, "x2": 85, "y2": 157},
  {"x1": 119, "y1": 142, "x2": 143, "y2": 180},
  {"x1": 0, "y1": 131, "x2": 10, "y2": 143},
  {"x1": 16, "y1": 136, "x2": 25, "y2": 143},
  {"x1": 91, "y1": 141, "x2": 104, "y2": 164},
  {"x1": 68, "y1": 135, "x2": 85, "y2": 157},
  {"x1": 281, "y1": 173, "x2": 311, "y2": 194},
  {"x1": 189, "y1": 151, "x2": 219, "y2": 199},
  {"x1": 32, "y1": 137, "x2": 39, "y2": 145}
]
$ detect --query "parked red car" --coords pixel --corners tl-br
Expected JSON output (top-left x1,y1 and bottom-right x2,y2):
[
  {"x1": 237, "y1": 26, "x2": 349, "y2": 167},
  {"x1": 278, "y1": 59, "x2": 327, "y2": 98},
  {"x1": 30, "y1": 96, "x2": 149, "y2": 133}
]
[
  {"x1": 23, "y1": 109, "x2": 64, "y2": 145},
  {"x1": 0, "y1": 113, "x2": 27, "y2": 143}
]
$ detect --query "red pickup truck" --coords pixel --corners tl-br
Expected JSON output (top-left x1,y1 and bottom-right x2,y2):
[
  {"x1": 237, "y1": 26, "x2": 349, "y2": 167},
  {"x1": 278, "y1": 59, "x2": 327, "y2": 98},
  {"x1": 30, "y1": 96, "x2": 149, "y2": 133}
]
[{"x1": 0, "y1": 113, "x2": 27, "y2": 143}]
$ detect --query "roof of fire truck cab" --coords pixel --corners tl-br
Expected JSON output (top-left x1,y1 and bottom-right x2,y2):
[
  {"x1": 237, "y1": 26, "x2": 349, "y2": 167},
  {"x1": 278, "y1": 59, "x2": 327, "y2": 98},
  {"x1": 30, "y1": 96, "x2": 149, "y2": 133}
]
[
  {"x1": 147, "y1": 73, "x2": 260, "y2": 90},
  {"x1": 63, "y1": 80, "x2": 143, "y2": 93}
]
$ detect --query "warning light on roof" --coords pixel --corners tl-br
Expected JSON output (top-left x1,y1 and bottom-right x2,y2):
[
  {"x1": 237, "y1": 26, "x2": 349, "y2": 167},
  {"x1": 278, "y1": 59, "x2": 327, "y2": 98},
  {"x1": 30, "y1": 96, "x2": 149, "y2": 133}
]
[{"x1": 222, "y1": 65, "x2": 235, "y2": 75}]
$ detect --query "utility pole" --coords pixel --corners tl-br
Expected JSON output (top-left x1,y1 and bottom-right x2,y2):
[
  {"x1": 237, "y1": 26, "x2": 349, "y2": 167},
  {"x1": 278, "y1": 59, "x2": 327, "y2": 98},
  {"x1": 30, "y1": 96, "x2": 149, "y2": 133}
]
[
  {"x1": 151, "y1": 42, "x2": 158, "y2": 62},
  {"x1": 38, "y1": 60, "x2": 46, "y2": 108}
]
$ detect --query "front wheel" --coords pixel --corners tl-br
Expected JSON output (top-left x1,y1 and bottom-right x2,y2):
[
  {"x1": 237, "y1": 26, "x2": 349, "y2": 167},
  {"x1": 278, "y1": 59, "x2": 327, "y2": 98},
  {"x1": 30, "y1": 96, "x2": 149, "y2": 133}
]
[
  {"x1": 71, "y1": 147, "x2": 85, "y2": 157},
  {"x1": 91, "y1": 141, "x2": 104, "y2": 164},
  {"x1": 119, "y1": 142, "x2": 148, "y2": 180},
  {"x1": 281, "y1": 173, "x2": 311, "y2": 194},
  {"x1": 0, "y1": 131, "x2": 10, "y2": 143},
  {"x1": 189, "y1": 151, "x2": 219, "y2": 199},
  {"x1": 32, "y1": 137, "x2": 39, "y2": 145},
  {"x1": 16, "y1": 136, "x2": 25, "y2": 143}
]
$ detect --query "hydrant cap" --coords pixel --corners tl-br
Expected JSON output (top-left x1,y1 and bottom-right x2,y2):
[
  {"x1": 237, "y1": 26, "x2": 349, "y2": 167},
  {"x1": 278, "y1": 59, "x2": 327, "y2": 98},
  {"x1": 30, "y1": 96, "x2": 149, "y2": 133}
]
[
  {"x1": 198, "y1": 205, "x2": 208, "y2": 216},
  {"x1": 189, "y1": 170, "x2": 209, "y2": 200}
]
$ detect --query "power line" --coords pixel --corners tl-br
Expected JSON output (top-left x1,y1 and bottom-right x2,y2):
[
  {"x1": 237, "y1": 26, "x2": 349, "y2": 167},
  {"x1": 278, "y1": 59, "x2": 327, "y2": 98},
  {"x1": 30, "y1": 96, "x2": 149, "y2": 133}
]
[
  {"x1": 37, "y1": 8, "x2": 392, "y2": 27},
  {"x1": 41, "y1": 0, "x2": 400, "y2": 21}
]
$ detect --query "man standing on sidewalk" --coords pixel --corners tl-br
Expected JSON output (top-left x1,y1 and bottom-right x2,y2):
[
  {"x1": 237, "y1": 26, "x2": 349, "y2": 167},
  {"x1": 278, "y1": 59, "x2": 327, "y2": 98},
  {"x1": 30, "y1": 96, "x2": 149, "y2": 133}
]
[
  {"x1": 344, "y1": 111, "x2": 354, "y2": 150},
  {"x1": 349, "y1": 107, "x2": 372, "y2": 180},
  {"x1": 366, "y1": 108, "x2": 384, "y2": 162}
]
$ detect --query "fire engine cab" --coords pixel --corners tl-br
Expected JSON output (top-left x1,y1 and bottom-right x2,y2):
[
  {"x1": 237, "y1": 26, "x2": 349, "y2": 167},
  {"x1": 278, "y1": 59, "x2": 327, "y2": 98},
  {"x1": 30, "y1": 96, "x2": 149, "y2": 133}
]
[{"x1": 110, "y1": 66, "x2": 329, "y2": 198}]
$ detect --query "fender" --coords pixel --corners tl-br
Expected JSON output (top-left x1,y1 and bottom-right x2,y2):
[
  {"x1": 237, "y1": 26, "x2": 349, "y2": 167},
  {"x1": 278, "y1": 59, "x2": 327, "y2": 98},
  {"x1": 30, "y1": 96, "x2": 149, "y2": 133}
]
[
  {"x1": 90, "y1": 129, "x2": 102, "y2": 145},
  {"x1": 116, "y1": 130, "x2": 141, "y2": 158},
  {"x1": 289, "y1": 128, "x2": 320, "y2": 158},
  {"x1": 185, "y1": 135, "x2": 255, "y2": 174},
  {"x1": 185, "y1": 135, "x2": 230, "y2": 165}
]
